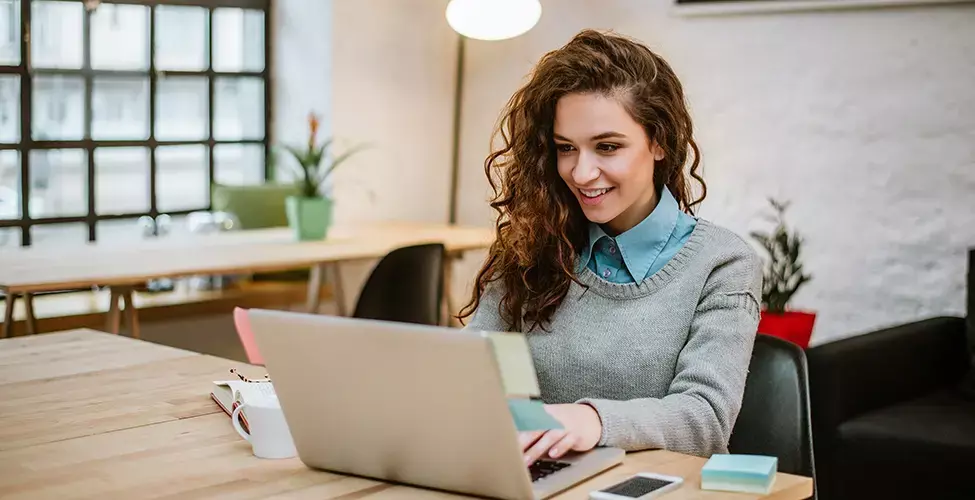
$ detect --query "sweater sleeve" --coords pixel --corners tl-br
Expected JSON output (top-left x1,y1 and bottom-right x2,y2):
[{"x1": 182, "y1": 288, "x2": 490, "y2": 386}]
[{"x1": 578, "y1": 248, "x2": 763, "y2": 456}]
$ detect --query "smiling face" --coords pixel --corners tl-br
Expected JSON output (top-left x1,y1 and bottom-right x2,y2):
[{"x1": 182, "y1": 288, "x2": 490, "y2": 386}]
[{"x1": 554, "y1": 92, "x2": 665, "y2": 236}]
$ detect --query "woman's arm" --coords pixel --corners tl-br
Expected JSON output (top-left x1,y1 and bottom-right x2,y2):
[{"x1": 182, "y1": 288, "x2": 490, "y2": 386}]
[{"x1": 579, "y1": 250, "x2": 763, "y2": 457}]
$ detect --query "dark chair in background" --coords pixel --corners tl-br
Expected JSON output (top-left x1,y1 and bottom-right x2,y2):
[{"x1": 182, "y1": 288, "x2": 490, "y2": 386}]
[
  {"x1": 807, "y1": 248, "x2": 975, "y2": 500},
  {"x1": 730, "y1": 334, "x2": 816, "y2": 494},
  {"x1": 352, "y1": 243, "x2": 445, "y2": 326}
]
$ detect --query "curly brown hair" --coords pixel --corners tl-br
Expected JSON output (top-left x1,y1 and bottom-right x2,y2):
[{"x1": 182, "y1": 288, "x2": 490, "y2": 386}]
[{"x1": 458, "y1": 29, "x2": 706, "y2": 332}]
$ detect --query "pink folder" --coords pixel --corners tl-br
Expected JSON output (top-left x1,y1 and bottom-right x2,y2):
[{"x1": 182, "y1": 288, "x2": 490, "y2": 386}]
[{"x1": 233, "y1": 307, "x2": 264, "y2": 365}]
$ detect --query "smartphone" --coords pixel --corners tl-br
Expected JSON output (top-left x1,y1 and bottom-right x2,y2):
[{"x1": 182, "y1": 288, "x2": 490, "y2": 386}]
[{"x1": 589, "y1": 473, "x2": 684, "y2": 500}]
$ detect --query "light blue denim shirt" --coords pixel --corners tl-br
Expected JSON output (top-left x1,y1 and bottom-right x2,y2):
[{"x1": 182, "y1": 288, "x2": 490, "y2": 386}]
[{"x1": 580, "y1": 186, "x2": 697, "y2": 283}]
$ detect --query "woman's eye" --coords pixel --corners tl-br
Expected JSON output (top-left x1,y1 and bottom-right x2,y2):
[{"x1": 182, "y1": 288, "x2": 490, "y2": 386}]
[
  {"x1": 597, "y1": 143, "x2": 620, "y2": 153},
  {"x1": 556, "y1": 144, "x2": 576, "y2": 154}
]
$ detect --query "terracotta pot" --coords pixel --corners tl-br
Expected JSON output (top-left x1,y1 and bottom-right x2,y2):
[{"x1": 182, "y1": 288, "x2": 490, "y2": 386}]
[{"x1": 757, "y1": 310, "x2": 817, "y2": 349}]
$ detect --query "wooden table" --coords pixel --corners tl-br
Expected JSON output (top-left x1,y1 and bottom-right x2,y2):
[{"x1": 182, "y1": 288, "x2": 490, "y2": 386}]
[
  {"x1": 0, "y1": 330, "x2": 814, "y2": 500},
  {"x1": 0, "y1": 222, "x2": 495, "y2": 338}
]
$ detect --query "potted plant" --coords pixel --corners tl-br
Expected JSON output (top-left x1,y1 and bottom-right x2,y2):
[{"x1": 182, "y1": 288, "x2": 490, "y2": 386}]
[
  {"x1": 280, "y1": 112, "x2": 365, "y2": 241},
  {"x1": 750, "y1": 198, "x2": 816, "y2": 348}
]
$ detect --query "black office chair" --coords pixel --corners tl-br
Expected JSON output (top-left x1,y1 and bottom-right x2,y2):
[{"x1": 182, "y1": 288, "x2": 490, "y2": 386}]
[
  {"x1": 352, "y1": 243, "x2": 445, "y2": 326},
  {"x1": 730, "y1": 334, "x2": 816, "y2": 491}
]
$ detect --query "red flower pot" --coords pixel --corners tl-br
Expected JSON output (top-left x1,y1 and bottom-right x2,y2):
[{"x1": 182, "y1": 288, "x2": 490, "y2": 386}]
[{"x1": 757, "y1": 311, "x2": 817, "y2": 349}]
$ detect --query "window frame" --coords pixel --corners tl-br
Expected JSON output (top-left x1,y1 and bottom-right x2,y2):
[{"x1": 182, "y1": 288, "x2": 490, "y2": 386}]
[{"x1": 0, "y1": 0, "x2": 271, "y2": 246}]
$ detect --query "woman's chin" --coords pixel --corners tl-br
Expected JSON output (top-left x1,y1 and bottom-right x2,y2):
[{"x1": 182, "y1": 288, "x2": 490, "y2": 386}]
[{"x1": 580, "y1": 206, "x2": 619, "y2": 225}]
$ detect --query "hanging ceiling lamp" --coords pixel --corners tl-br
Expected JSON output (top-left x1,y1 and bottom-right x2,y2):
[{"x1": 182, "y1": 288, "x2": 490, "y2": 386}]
[{"x1": 445, "y1": 0, "x2": 542, "y2": 41}]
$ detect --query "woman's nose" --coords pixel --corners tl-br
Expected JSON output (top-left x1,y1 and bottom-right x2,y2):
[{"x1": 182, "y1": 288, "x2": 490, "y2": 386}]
[{"x1": 573, "y1": 153, "x2": 600, "y2": 185}]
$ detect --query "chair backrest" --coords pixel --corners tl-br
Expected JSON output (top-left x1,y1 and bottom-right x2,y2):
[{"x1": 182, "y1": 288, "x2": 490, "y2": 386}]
[
  {"x1": 211, "y1": 184, "x2": 299, "y2": 229},
  {"x1": 729, "y1": 334, "x2": 816, "y2": 481},
  {"x1": 352, "y1": 243, "x2": 445, "y2": 326},
  {"x1": 967, "y1": 249, "x2": 973, "y2": 356}
]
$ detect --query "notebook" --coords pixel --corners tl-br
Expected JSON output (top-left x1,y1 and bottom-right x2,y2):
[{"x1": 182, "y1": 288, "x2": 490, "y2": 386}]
[
  {"x1": 700, "y1": 454, "x2": 778, "y2": 494},
  {"x1": 210, "y1": 379, "x2": 277, "y2": 433}
]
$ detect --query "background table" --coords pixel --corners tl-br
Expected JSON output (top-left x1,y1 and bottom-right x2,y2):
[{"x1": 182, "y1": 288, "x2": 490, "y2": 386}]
[
  {"x1": 0, "y1": 222, "x2": 495, "y2": 338},
  {"x1": 0, "y1": 330, "x2": 813, "y2": 500}
]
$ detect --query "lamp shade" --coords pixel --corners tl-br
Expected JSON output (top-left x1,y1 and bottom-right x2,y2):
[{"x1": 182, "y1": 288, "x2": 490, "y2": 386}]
[{"x1": 445, "y1": 0, "x2": 542, "y2": 41}]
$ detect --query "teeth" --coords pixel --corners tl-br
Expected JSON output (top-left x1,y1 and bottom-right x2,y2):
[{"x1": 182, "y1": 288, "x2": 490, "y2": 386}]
[{"x1": 581, "y1": 188, "x2": 611, "y2": 197}]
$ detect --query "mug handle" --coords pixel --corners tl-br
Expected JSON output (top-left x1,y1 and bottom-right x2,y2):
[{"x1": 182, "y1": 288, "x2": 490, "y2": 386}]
[{"x1": 231, "y1": 404, "x2": 251, "y2": 442}]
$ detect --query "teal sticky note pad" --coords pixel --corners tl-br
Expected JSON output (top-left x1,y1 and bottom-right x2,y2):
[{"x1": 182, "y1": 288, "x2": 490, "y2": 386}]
[
  {"x1": 701, "y1": 454, "x2": 777, "y2": 494},
  {"x1": 507, "y1": 399, "x2": 563, "y2": 431}
]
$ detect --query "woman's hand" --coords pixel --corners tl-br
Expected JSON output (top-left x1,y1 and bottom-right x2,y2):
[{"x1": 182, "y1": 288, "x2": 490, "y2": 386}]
[{"x1": 519, "y1": 403, "x2": 603, "y2": 465}]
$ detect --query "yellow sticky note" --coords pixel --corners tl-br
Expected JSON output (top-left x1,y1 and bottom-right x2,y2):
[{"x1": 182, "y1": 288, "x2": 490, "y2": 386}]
[{"x1": 486, "y1": 332, "x2": 540, "y2": 397}]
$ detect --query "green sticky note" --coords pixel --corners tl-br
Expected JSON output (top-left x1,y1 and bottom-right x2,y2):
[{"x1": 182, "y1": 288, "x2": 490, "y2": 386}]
[
  {"x1": 486, "y1": 332, "x2": 541, "y2": 397},
  {"x1": 508, "y1": 399, "x2": 563, "y2": 431}
]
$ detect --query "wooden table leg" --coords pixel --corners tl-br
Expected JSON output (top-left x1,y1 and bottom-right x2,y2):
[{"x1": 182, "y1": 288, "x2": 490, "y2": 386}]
[
  {"x1": 23, "y1": 292, "x2": 37, "y2": 335},
  {"x1": 306, "y1": 264, "x2": 325, "y2": 314},
  {"x1": 330, "y1": 262, "x2": 347, "y2": 317},
  {"x1": 2, "y1": 292, "x2": 16, "y2": 339},
  {"x1": 120, "y1": 288, "x2": 140, "y2": 339},
  {"x1": 106, "y1": 288, "x2": 122, "y2": 334}
]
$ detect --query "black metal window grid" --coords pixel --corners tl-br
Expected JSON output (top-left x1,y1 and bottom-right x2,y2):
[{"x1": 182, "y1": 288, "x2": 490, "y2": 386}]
[{"x1": 0, "y1": 0, "x2": 271, "y2": 247}]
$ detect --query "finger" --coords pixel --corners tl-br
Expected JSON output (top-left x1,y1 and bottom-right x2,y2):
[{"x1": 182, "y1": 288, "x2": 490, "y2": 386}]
[
  {"x1": 547, "y1": 432, "x2": 578, "y2": 460},
  {"x1": 524, "y1": 430, "x2": 566, "y2": 466},
  {"x1": 518, "y1": 431, "x2": 545, "y2": 451}
]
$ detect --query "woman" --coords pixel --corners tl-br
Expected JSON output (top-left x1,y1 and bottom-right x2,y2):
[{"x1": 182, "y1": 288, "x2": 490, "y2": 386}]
[{"x1": 460, "y1": 30, "x2": 763, "y2": 463}]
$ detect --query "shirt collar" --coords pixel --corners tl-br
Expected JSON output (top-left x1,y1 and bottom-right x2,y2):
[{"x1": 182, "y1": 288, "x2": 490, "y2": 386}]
[
  {"x1": 579, "y1": 222, "x2": 607, "y2": 269},
  {"x1": 578, "y1": 186, "x2": 681, "y2": 281}
]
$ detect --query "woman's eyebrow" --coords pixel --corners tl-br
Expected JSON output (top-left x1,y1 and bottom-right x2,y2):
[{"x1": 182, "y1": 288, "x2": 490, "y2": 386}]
[
  {"x1": 553, "y1": 131, "x2": 627, "y2": 142},
  {"x1": 591, "y1": 131, "x2": 626, "y2": 140}
]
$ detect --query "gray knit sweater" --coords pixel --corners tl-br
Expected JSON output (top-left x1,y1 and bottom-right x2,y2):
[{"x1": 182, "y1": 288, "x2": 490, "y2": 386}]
[{"x1": 467, "y1": 219, "x2": 763, "y2": 457}]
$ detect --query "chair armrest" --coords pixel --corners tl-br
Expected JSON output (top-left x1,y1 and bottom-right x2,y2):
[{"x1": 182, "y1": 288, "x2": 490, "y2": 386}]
[{"x1": 807, "y1": 316, "x2": 969, "y2": 433}]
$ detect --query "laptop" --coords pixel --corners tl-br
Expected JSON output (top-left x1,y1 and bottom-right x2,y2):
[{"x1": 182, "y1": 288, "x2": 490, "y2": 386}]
[{"x1": 247, "y1": 309, "x2": 625, "y2": 500}]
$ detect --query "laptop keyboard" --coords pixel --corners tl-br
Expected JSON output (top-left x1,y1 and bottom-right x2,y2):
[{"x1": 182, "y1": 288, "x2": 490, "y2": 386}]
[{"x1": 529, "y1": 460, "x2": 571, "y2": 482}]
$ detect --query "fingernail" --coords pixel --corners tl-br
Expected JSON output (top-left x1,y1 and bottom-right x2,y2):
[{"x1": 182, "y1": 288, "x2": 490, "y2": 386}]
[
  {"x1": 524, "y1": 455, "x2": 533, "y2": 465},
  {"x1": 549, "y1": 448, "x2": 558, "y2": 457}
]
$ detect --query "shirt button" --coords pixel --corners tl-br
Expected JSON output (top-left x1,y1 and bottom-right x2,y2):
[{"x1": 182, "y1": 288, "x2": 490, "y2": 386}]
[
  {"x1": 602, "y1": 268, "x2": 612, "y2": 278},
  {"x1": 608, "y1": 244, "x2": 617, "y2": 254}
]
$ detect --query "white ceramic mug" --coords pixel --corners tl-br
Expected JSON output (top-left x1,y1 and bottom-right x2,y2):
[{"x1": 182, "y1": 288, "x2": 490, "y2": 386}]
[{"x1": 231, "y1": 395, "x2": 298, "y2": 459}]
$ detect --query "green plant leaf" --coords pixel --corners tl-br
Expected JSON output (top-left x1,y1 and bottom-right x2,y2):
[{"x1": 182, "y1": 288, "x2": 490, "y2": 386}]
[
  {"x1": 308, "y1": 139, "x2": 333, "y2": 169},
  {"x1": 277, "y1": 146, "x2": 308, "y2": 181},
  {"x1": 317, "y1": 143, "x2": 370, "y2": 184},
  {"x1": 751, "y1": 197, "x2": 812, "y2": 311}
]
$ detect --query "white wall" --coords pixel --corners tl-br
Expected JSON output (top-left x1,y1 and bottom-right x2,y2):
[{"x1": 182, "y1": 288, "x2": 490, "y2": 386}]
[
  {"x1": 330, "y1": 0, "x2": 458, "y2": 226},
  {"x1": 454, "y1": 0, "x2": 975, "y2": 344}
]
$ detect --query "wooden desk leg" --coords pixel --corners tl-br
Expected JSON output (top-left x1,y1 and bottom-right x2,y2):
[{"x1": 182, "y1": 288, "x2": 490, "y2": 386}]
[
  {"x1": 306, "y1": 264, "x2": 325, "y2": 314},
  {"x1": 120, "y1": 288, "x2": 140, "y2": 339},
  {"x1": 106, "y1": 288, "x2": 122, "y2": 334},
  {"x1": 2, "y1": 293, "x2": 16, "y2": 339},
  {"x1": 330, "y1": 262, "x2": 348, "y2": 317},
  {"x1": 23, "y1": 292, "x2": 37, "y2": 335}
]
